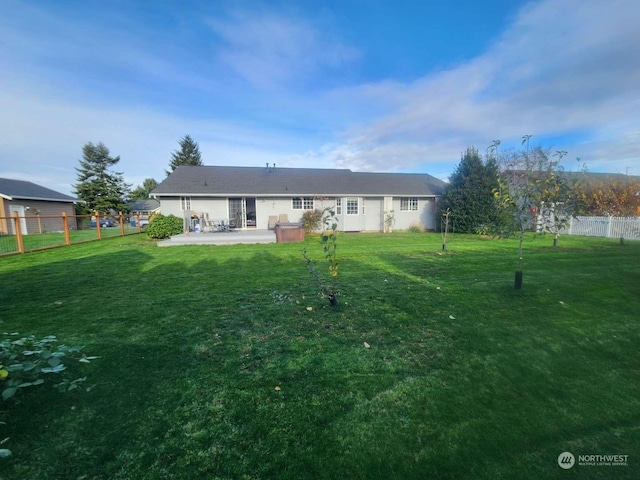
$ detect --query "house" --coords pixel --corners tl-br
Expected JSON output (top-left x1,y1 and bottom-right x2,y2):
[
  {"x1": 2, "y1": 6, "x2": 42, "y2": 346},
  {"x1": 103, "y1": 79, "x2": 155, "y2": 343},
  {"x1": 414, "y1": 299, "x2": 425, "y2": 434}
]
[
  {"x1": 128, "y1": 198, "x2": 161, "y2": 227},
  {"x1": 151, "y1": 165, "x2": 446, "y2": 232},
  {"x1": 0, "y1": 178, "x2": 79, "y2": 234}
]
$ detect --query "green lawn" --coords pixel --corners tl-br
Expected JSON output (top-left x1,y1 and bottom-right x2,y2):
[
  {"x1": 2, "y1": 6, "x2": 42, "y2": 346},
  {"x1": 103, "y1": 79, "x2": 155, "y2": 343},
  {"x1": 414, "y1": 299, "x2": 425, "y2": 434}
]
[{"x1": 0, "y1": 232, "x2": 638, "y2": 479}]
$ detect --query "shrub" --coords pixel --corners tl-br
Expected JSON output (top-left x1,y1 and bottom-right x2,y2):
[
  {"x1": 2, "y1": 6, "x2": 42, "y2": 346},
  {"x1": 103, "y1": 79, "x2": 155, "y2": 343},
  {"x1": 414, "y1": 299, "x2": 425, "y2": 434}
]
[
  {"x1": 0, "y1": 333, "x2": 96, "y2": 457},
  {"x1": 0, "y1": 334, "x2": 96, "y2": 401},
  {"x1": 300, "y1": 209, "x2": 323, "y2": 234},
  {"x1": 146, "y1": 214, "x2": 184, "y2": 239},
  {"x1": 407, "y1": 222, "x2": 424, "y2": 233}
]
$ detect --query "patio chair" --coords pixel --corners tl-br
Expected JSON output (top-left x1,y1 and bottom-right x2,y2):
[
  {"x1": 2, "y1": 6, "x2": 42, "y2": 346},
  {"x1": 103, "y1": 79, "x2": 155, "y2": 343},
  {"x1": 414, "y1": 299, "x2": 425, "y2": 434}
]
[
  {"x1": 268, "y1": 215, "x2": 278, "y2": 229},
  {"x1": 278, "y1": 214, "x2": 289, "y2": 224}
]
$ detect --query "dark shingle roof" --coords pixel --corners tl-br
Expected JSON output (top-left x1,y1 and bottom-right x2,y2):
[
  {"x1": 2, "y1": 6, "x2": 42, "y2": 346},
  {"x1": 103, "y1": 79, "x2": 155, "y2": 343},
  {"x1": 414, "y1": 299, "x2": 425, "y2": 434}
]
[
  {"x1": 0, "y1": 178, "x2": 77, "y2": 202},
  {"x1": 152, "y1": 166, "x2": 446, "y2": 197}
]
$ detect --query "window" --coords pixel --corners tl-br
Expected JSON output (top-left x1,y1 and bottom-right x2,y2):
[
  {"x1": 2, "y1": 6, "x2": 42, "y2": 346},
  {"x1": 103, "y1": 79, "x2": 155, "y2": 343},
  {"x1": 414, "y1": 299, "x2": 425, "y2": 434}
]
[
  {"x1": 335, "y1": 198, "x2": 342, "y2": 215},
  {"x1": 400, "y1": 197, "x2": 418, "y2": 211},
  {"x1": 180, "y1": 196, "x2": 192, "y2": 211},
  {"x1": 292, "y1": 197, "x2": 314, "y2": 210},
  {"x1": 346, "y1": 197, "x2": 359, "y2": 215}
]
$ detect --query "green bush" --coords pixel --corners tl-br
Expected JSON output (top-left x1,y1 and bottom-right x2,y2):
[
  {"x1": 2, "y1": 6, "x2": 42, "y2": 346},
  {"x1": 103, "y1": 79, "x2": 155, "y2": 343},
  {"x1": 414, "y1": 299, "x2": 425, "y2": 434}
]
[
  {"x1": 300, "y1": 209, "x2": 323, "y2": 234},
  {"x1": 0, "y1": 333, "x2": 96, "y2": 401},
  {"x1": 146, "y1": 214, "x2": 184, "y2": 239},
  {"x1": 0, "y1": 333, "x2": 96, "y2": 457}
]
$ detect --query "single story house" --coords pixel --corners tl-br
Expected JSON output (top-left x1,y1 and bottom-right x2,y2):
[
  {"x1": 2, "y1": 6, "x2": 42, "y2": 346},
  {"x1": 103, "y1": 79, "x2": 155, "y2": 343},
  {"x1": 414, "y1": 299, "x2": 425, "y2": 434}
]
[
  {"x1": 151, "y1": 165, "x2": 446, "y2": 232},
  {"x1": 128, "y1": 198, "x2": 161, "y2": 226},
  {"x1": 0, "y1": 177, "x2": 79, "y2": 234}
]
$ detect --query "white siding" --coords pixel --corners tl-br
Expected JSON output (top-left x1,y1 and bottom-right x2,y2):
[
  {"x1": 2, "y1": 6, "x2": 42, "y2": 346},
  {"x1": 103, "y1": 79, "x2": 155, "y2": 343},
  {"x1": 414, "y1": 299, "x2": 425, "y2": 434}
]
[
  {"x1": 161, "y1": 198, "x2": 228, "y2": 220},
  {"x1": 158, "y1": 195, "x2": 439, "y2": 232},
  {"x1": 392, "y1": 197, "x2": 437, "y2": 230}
]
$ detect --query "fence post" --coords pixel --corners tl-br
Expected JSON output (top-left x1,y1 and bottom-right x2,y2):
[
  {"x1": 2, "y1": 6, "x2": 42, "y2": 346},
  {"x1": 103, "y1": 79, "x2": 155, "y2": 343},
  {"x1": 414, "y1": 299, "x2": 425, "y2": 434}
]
[
  {"x1": 62, "y1": 212, "x2": 71, "y2": 245},
  {"x1": 95, "y1": 211, "x2": 102, "y2": 240},
  {"x1": 119, "y1": 211, "x2": 125, "y2": 236},
  {"x1": 606, "y1": 215, "x2": 613, "y2": 238},
  {"x1": 12, "y1": 212, "x2": 25, "y2": 254},
  {"x1": 568, "y1": 217, "x2": 573, "y2": 235}
]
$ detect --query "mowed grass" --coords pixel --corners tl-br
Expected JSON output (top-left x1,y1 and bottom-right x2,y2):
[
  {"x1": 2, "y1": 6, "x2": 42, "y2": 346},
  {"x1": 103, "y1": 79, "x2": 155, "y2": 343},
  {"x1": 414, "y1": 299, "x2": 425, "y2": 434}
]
[{"x1": 0, "y1": 232, "x2": 638, "y2": 479}]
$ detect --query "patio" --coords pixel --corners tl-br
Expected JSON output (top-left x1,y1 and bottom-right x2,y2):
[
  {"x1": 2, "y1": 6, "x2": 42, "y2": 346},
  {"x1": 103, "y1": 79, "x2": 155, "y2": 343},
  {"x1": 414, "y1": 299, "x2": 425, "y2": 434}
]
[{"x1": 157, "y1": 229, "x2": 276, "y2": 246}]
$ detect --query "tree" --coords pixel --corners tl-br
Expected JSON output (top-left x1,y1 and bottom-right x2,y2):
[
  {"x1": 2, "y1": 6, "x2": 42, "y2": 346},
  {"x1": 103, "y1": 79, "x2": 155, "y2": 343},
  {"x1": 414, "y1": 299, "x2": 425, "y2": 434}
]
[
  {"x1": 129, "y1": 178, "x2": 158, "y2": 201},
  {"x1": 492, "y1": 142, "x2": 577, "y2": 288},
  {"x1": 166, "y1": 135, "x2": 203, "y2": 175},
  {"x1": 438, "y1": 147, "x2": 501, "y2": 234},
  {"x1": 574, "y1": 176, "x2": 640, "y2": 216},
  {"x1": 74, "y1": 142, "x2": 131, "y2": 214},
  {"x1": 536, "y1": 151, "x2": 581, "y2": 247}
]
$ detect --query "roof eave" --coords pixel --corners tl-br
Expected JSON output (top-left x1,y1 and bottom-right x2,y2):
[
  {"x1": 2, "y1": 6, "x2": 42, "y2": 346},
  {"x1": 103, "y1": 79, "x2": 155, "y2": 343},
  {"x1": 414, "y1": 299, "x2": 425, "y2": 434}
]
[
  {"x1": 152, "y1": 192, "x2": 442, "y2": 197},
  {"x1": 10, "y1": 195, "x2": 79, "y2": 203}
]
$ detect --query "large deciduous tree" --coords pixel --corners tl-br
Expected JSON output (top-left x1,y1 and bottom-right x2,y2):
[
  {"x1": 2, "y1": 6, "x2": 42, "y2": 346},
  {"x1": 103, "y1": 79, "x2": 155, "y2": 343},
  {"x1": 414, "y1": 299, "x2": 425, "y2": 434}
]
[
  {"x1": 129, "y1": 178, "x2": 158, "y2": 201},
  {"x1": 438, "y1": 147, "x2": 501, "y2": 234},
  {"x1": 74, "y1": 142, "x2": 131, "y2": 214},
  {"x1": 166, "y1": 135, "x2": 203, "y2": 175}
]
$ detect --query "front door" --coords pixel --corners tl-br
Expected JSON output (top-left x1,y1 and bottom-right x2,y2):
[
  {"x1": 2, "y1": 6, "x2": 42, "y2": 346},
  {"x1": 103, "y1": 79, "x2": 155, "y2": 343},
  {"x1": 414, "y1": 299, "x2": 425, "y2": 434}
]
[
  {"x1": 342, "y1": 197, "x2": 365, "y2": 231},
  {"x1": 9, "y1": 205, "x2": 28, "y2": 235}
]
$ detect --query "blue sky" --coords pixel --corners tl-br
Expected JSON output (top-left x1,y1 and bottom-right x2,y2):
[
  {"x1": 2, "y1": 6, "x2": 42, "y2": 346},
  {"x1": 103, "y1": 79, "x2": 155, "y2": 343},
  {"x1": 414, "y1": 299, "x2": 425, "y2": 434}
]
[{"x1": 1, "y1": 0, "x2": 639, "y2": 195}]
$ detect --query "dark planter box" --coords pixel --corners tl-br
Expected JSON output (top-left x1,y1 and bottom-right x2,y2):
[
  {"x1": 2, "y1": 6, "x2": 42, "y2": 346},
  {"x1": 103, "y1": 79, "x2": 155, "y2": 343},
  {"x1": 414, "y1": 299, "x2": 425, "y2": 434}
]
[{"x1": 275, "y1": 223, "x2": 305, "y2": 243}]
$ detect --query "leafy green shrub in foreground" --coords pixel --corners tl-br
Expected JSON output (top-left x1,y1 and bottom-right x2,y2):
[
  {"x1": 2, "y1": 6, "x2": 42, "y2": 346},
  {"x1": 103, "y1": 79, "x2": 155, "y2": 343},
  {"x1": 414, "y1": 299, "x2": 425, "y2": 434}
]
[
  {"x1": 0, "y1": 333, "x2": 96, "y2": 401},
  {"x1": 0, "y1": 333, "x2": 96, "y2": 458},
  {"x1": 146, "y1": 214, "x2": 184, "y2": 239}
]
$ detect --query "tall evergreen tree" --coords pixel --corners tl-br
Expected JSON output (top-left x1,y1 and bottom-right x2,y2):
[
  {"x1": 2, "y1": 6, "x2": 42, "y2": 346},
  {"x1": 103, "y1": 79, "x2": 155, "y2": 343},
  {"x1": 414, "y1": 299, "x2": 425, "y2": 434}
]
[
  {"x1": 74, "y1": 142, "x2": 131, "y2": 214},
  {"x1": 166, "y1": 134, "x2": 203, "y2": 175},
  {"x1": 438, "y1": 147, "x2": 500, "y2": 233}
]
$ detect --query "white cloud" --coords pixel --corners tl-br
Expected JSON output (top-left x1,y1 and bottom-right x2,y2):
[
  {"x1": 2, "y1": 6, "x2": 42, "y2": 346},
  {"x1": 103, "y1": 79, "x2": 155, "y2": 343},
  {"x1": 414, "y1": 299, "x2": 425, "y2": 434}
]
[
  {"x1": 0, "y1": 80, "x2": 317, "y2": 195},
  {"x1": 1, "y1": 0, "x2": 639, "y2": 197},
  {"x1": 324, "y1": 0, "x2": 640, "y2": 172},
  {"x1": 205, "y1": 11, "x2": 360, "y2": 89}
]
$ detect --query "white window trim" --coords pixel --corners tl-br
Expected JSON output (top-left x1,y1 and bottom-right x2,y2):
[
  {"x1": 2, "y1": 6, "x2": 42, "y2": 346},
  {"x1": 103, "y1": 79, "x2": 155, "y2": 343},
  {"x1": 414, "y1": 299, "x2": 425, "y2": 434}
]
[
  {"x1": 180, "y1": 196, "x2": 192, "y2": 211},
  {"x1": 292, "y1": 197, "x2": 314, "y2": 210},
  {"x1": 400, "y1": 197, "x2": 418, "y2": 211},
  {"x1": 346, "y1": 197, "x2": 359, "y2": 215}
]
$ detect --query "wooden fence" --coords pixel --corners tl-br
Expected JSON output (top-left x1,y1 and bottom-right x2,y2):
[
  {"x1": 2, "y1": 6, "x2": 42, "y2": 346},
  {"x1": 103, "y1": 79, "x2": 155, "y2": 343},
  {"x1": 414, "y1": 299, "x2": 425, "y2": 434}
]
[
  {"x1": 561, "y1": 216, "x2": 640, "y2": 240},
  {"x1": 0, "y1": 212, "x2": 147, "y2": 256}
]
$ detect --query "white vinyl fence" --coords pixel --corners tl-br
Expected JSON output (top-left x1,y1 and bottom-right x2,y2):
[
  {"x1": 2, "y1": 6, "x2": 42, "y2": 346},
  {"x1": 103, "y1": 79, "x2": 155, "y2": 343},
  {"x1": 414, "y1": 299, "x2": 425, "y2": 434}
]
[{"x1": 561, "y1": 216, "x2": 640, "y2": 239}]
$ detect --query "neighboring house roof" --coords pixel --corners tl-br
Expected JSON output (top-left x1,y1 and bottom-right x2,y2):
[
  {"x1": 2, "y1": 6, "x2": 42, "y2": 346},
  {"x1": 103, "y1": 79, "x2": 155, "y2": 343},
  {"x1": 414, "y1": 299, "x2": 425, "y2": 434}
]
[
  {"x1": 152, "y1": 166, "x2": 446, "y2": 197},
  {"x1": 128, "y1": 199, "x2": 160, "y2": 212},
  {"x1": 565, "y1": 171, "x2": 640, "y2": 184},
  {"x1": 0, "y1": 177, "x2": 77, "y2": 203}
]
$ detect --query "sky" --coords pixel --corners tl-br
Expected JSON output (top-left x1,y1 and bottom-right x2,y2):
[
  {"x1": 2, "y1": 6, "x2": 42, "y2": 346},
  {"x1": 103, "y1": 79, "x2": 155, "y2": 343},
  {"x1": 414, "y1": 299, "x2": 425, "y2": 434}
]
[{"x1": 1, "y1": 0, "x2": 639, "y2": 196}]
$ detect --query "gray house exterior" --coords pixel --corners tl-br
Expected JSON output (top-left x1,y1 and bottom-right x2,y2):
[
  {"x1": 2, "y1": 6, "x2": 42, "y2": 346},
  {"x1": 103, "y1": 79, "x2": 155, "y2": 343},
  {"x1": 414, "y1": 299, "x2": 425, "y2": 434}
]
[
  {"x1": 0, "y1": 178, "x2": 78, "y2": 234},
  {"x1": 152, "y1": 166, "x2": 446, "y2": 232}
]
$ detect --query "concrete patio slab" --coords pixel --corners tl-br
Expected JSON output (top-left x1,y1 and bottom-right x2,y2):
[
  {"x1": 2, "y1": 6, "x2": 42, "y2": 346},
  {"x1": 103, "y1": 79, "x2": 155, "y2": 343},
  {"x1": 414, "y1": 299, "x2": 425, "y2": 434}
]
[{"x1": 157, "y1": 229, "x2": 276, "y2": 246}]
